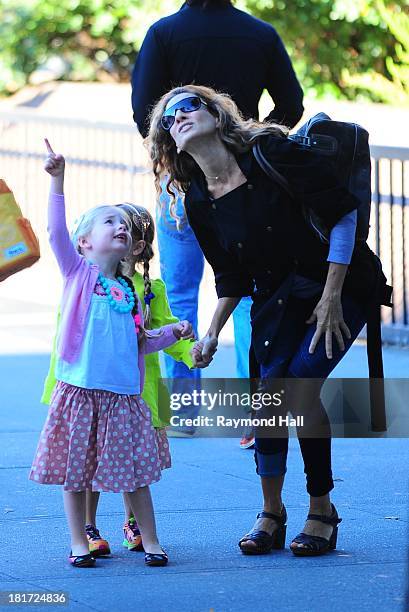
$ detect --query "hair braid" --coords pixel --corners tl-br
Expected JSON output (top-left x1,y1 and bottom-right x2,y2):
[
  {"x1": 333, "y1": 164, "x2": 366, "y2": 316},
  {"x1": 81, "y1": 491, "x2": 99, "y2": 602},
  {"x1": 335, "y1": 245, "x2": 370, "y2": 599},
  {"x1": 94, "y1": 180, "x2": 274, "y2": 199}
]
[
  {"x1": 142, "y1": 259, "x2": 153, "y2": 328},
  {"x1": 116, "y1": 203, "x2": 156, "y2": 330},
  {"x1": 117, "y1": 272, "x2": 146, "y2": 344}
]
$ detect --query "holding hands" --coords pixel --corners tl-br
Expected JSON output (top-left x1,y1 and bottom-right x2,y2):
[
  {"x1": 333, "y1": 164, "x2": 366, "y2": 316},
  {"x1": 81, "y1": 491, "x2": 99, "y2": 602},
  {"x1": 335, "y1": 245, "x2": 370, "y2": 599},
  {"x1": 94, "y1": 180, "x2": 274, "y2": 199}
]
[
  {"x1": 190, "y1": 335, "x2": 218, "y2": 368},
  {"x1": 172, "y1": 320, "x2": 195, "y2": 340}
]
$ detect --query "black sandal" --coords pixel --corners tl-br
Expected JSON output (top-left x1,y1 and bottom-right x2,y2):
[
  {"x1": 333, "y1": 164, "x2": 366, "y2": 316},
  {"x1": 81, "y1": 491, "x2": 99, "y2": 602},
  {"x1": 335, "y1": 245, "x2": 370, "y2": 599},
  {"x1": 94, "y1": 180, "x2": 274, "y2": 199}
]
[
  {"x1": 290, "y1": 503, "x2": 342, "y2": 557},
  {"x1": 238, "y1": 506, "x2": 287, "y2": 555},
  {"x1": 68, "y1": 551, "x2": 96, "y2": 567},
  {"x1": 144, "y1": 551, "x2": 168, "y2": 567}
]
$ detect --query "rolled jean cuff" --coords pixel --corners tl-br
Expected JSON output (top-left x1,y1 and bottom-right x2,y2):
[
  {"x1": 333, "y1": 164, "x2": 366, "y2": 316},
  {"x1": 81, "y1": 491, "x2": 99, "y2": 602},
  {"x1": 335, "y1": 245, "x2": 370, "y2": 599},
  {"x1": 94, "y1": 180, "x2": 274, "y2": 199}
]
[
  {"x1": 306, "y1": 476, "x2": 334, "y2": 497},
  {"x1": 254, "y1": 449, "x2": 287, "y2": 478}
]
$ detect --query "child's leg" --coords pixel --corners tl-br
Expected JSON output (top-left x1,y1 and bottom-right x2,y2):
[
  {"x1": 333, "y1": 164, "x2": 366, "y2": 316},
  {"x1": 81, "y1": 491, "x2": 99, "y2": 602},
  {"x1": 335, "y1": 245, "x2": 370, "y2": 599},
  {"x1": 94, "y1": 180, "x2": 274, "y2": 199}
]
[
  {"x1": 121, "y1": 493, "x2": 143, "y2": 551},
  {"x1": 125, "y1": 487, "x2": 163, "y2": 554},
  {"x1": 85, "y1": 489, "x2": 100, "y2": 526},
  {"x1": 84, "y1": 490, "x2": 111, "y2": 556},
  {"x1": 122, "y1": 492, "x2": 133, "y2": 523},
  {"x1": 63, "y1": 491, "x2": 88, "y2": 556}
]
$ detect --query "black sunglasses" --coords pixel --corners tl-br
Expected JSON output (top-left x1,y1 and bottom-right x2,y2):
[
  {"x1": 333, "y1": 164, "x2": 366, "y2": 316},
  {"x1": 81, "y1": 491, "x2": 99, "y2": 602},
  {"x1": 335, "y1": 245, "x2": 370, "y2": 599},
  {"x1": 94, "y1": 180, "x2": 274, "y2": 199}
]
[{"x1": 161, "y1": 96, "x2": 208, "y2": 131}]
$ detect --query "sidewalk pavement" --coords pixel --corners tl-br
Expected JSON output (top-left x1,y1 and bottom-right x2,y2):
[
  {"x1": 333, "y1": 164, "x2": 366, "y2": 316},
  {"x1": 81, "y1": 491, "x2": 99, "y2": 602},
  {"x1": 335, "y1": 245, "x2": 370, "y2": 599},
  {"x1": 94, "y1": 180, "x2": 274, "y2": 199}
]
[{"x1": 0, "y1": 336, "x2": 408, "y2": 610}]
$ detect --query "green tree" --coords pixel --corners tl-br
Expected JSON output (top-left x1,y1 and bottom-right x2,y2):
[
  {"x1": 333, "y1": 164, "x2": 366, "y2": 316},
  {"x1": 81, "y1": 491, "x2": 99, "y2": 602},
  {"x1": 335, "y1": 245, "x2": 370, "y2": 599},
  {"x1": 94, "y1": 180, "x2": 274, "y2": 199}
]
[
  {"x1": 342, "y1": 0, "x2": 409, "y2": 104},
  {"x1": 242, "y1": 0, "x2": 408, "y2": 102},
  {"x1": 0, "y1": 0, "x2": 408, "y2": 104},
  {"x1": 0, "y1": 0, "x2": 180, "y2": 94}
]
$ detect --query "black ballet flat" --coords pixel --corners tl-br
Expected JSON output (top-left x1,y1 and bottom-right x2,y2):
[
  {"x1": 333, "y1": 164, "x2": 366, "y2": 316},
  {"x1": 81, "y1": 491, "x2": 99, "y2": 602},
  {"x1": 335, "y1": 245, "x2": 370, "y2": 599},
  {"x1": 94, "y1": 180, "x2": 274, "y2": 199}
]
[
  {"x1": 238, "y1": 506, "x2": 287, "y2": 555},
  {"x1": 69, "y1": 551, "x2": 96, "y2": 567},
  {"x1": 144, "y1": 551, "x2": 169, "y2": 567},
  {"x1": 290, "y1": 503, "x2": 342, "y2": 557}
]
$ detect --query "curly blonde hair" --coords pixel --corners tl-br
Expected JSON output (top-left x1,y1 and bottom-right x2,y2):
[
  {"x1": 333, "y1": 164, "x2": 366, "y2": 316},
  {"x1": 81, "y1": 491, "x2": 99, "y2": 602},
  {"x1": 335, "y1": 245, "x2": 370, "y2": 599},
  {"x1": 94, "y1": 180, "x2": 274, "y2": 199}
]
[{"x1": 145, "y1": 84, "x2": 288, "y2": 222}]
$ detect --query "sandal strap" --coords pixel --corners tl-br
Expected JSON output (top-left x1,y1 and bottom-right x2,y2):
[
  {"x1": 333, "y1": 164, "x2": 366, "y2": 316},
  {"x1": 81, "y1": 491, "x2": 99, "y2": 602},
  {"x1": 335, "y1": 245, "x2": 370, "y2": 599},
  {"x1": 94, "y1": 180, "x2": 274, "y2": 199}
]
[
  {"x1": 307, "y1": 504, "x2": 342, "y2": 526},
  {"x1": 291, "y1": 532, "x2": 330, "y2": 551},
  {"x1": 257, "y1": 506, "x2": 287, "y2": 525},
  {"x1": 240, "y1": 529, "x2": 274, "y2": 545}
]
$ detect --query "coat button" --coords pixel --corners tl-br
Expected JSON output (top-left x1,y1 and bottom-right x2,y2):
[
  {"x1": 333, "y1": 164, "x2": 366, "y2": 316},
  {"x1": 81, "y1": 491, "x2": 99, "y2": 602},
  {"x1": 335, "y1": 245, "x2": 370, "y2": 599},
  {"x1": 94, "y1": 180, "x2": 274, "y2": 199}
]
[
  {"x1": 266, "y1": 226, "x2": 273, "y2": 232},
  {"x1": 247, "y1": 184, "x2": 254, "y2": 190},
  {"x1": 277, "y1": 299, "x2": 283, "y2": 305},
  {"x1": 267, "y1": 269, "x2": 272, "y2": 275},
  {"x1": 237, "y1": 242, "x2": 243, "y2": 248},
  {"x1": 211, "y1": 203, "x2": 217, "y2": 210},
  {"x1": 264, "y1": 340, "x2": 270, "y2": 347}
]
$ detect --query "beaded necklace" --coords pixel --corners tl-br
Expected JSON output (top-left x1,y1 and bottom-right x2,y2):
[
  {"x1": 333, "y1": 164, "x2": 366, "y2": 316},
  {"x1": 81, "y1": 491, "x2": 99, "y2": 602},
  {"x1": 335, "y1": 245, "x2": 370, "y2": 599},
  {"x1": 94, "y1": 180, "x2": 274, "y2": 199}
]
[{"x1": 97, "y1": 273, "x2": 135, "y2": 314}]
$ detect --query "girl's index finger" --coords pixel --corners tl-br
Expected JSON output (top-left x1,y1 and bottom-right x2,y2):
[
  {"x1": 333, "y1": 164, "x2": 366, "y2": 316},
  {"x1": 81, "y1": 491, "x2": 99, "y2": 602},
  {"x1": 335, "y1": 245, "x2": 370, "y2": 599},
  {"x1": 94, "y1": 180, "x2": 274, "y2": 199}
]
[{"x1": 44, "y1": 138, "x2": 55, "y2": 155}]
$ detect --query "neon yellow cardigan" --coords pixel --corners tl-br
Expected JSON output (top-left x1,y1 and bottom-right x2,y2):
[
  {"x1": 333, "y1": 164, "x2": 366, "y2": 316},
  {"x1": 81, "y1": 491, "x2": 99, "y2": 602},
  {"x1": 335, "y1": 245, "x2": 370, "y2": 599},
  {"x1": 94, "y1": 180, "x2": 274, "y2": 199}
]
[{"x1": 41, "y1": 272, "x2": 194, "y2": 428}]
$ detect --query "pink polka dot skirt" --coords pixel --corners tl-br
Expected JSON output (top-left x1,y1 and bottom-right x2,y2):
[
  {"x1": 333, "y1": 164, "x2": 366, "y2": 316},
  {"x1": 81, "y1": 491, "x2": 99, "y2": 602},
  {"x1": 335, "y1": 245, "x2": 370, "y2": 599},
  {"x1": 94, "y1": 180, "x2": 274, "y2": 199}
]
[
  {"x1": 29, "y1": 382, "x2": 169, "y2": 492},
  {"x1": 155, "y1": 427, "x2": 171, "y2": 470}
]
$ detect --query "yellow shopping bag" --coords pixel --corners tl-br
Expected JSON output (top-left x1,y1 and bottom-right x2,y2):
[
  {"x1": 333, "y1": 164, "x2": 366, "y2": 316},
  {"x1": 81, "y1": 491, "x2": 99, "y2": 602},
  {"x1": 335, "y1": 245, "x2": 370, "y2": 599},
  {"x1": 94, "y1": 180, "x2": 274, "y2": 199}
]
[{"x1": 0, "y1": 179, "x2": 40, "y2": 282}]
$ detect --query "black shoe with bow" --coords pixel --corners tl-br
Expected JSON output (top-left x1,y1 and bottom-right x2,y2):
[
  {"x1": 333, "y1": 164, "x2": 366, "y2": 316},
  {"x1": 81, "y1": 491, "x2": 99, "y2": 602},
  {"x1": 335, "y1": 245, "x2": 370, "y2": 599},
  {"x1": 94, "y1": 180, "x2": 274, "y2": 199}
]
[
  {"x1": 144, "y1": 551, "x2": 168, "y2": 566},
  {"x1": 68, "y1": 551, "x2": 96, "y2": 567}
]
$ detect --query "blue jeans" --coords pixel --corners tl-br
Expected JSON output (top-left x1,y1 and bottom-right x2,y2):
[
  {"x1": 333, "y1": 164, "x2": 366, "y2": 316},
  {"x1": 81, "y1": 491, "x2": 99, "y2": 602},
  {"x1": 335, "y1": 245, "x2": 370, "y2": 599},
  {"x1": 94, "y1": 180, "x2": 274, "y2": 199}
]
[
  {"x1": 156, "y1": 186, "x2": 252, "y2": 427},
  {"x1": 233, "y1": 296, "x2": 252, "y2": 379},
  {"x1": 254, "y1": 292, "x2": 367, "y2": 496}
]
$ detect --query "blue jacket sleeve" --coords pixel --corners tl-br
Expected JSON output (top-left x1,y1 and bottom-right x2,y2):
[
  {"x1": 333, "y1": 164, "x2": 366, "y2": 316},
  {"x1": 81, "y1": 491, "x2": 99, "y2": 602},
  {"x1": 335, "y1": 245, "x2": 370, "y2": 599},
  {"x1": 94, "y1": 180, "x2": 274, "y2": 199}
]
[
  {"x1": 131, "y1": 25, "x2": 170, "y2": 137},
  {"x1": 327, "y1": 209, "x2": 357, "y2": 265}
]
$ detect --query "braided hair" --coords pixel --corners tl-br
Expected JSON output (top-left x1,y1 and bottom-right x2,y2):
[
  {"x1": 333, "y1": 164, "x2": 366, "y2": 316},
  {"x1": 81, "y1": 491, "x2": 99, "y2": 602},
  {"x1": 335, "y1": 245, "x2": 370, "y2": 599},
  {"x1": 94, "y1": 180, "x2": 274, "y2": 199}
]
[
  {"x1": 113, "y1": 266, "x2": 146, "y2": 344},
  {"x1": 118, "y1": 203, "x2": 155, "y2": 328}
]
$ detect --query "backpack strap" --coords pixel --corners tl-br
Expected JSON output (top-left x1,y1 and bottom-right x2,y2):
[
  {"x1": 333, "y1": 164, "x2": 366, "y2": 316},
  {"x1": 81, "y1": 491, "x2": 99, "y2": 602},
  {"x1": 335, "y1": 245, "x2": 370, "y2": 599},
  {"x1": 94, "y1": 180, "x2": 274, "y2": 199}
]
[
  {"x1": 289, "y1": 133, "x2": 338, "y2": 155},
  {"x1": 252, "y1": 141, "x2": 295, "y2": 199},
  {"x1": 366, "y1": 303, "x2": 387, "y2": 431},
  {"x1": 366, "y1": 281, "x2": 392, "y2": 432}
]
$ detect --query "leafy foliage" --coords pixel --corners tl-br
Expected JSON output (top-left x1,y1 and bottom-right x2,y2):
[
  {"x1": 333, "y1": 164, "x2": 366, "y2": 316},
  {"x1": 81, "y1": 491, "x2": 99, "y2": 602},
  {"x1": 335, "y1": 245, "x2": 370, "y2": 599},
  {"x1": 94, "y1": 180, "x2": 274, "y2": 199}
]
[
  {"x1": 0, "y1": 0, "x2": 181, "y2": 93},
  {"x1": 0, "y1": 0, "x2": 407, "y2": 104},
  {"x1": 341, "y1": 0, "x2": 409, "y2": 104},
  {"x1": 243, "y1": 0, "x2": 408, "y2": 103}
]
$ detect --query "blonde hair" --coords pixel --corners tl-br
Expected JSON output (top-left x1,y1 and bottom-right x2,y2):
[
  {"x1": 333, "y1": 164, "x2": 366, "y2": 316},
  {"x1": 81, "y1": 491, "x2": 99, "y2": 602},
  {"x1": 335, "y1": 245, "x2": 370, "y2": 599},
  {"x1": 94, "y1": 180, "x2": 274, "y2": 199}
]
[
  {"x1": 145, "y1": 84, "x2": 288, "y2": 222},
  {"x1": 70, "y1": 204, "x2": 147, "y2": 341},
  {"x1": 118, "y1": 203, "x2": 155, "y2": 328},
  {"x1": 70, "y1": 205, "x2": 131, "y2": 256}
]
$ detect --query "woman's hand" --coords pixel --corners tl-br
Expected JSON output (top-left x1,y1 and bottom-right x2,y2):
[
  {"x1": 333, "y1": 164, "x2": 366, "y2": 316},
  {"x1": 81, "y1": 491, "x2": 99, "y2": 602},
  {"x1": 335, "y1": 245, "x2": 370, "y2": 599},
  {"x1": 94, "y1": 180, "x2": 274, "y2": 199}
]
[
  {"x1": 307, "y1": 292, "x2": 351, "y2": 359},
  {"x1": 190, "y1": 335, "x2": 218, "y2": 368},
  {"x1": 189, "y1": 297, "x2": 237, "y2": 368},
  {"x1": 172, "y1": 320, "x2": 195, "y2": 340},
  {"x1": 44, "y1": 139, "x2": 65, "y2": 177}
]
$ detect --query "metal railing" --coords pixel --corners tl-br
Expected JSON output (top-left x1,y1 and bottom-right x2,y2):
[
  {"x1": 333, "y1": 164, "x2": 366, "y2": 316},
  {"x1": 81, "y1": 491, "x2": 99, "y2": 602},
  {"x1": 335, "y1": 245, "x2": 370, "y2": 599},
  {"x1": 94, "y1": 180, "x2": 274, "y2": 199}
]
[
  {"x1": 1, "y1": 111, "x2": 408, "y2": 342},
  {"x1": 370, "y1": 145, "x2": 409, "y2": 343},
  {"x1": 0, "y1": 111, "x2": 156, "y2": 232}
]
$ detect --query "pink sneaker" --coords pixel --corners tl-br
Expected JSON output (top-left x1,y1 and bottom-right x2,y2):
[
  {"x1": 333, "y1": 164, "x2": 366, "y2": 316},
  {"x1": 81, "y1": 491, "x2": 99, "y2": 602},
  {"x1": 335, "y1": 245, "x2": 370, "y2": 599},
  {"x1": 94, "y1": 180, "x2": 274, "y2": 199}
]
[
  {"x1": 122, "y1": 517, "x2": 144, "y2": 551},
  {"x1": 85, "y1": 524, "x2": 110, "y2": 556},
  {"x1": 239, "y1": 434, "x2": 255, "y2": 450}
]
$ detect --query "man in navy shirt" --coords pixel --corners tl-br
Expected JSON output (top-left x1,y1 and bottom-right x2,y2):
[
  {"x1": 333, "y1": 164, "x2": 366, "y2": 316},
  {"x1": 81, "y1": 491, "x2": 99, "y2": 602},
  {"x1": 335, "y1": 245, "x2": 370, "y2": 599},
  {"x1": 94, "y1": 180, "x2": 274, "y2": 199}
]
[
  {"x1": 132, "y1": 1, "x2": 304, "y2": 135},
  {"x1": 131, "y1": 0, "x2": 304, "y2": 441}
]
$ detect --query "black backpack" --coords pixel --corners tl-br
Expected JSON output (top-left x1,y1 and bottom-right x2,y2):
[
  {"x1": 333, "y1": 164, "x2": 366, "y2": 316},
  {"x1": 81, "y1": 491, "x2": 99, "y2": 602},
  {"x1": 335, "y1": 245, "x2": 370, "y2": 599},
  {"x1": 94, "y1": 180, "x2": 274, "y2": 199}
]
[
  {"x1": 253, "y1": 114, "x2": 393, "y2": 432},
  {"x1": 253, "y1": 112, "x2": 371, "y2": 244}
]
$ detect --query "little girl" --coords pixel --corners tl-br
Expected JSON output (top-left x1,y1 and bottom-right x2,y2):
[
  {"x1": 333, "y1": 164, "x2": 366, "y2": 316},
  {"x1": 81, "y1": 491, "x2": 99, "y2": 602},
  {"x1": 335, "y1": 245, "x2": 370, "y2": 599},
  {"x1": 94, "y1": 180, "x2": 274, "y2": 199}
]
[
  {"x1": 41, "y1": 203, "x2": 195, "y2": 556},
  {"x1": 117, "y1": 202, "x2": 196, "y2": 553},
  {"x1": 29, "y1": 140, "x2": 193, "y2": 568}
]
